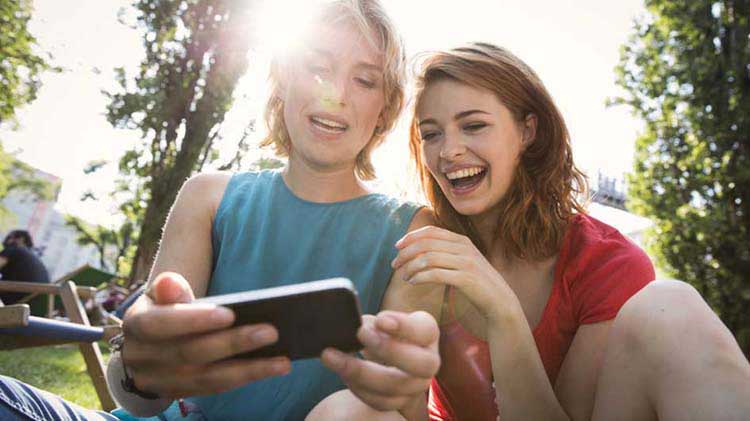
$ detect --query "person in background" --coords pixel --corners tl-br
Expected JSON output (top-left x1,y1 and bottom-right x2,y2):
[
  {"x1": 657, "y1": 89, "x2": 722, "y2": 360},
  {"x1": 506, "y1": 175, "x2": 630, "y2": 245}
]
[{"x1": 0, "y1": 230, "x2": 50, "y2": 305}]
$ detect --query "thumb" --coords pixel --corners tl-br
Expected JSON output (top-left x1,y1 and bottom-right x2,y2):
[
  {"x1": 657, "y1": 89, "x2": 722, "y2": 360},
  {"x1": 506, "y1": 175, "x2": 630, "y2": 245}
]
[
  {"x1": 375, "y1": 310, "x2": 439, "y2": 348},
  {"x1": 150, "y1": 272, "x2": 195, "y2": 305}
]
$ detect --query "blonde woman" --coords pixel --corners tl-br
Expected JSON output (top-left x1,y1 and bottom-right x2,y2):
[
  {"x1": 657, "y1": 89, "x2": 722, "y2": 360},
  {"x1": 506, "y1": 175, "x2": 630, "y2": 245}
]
[{"x1": 0, "y1": 2, "x2": 440, "y2": 420}]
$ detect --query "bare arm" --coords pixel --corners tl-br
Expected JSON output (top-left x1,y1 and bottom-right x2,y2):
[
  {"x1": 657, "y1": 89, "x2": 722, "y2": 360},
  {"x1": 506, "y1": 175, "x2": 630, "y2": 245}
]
[
  {"x1": 0, "y1": 255, "x2": 7, "y2": 270},
  {"x1": 320, "y1": 208, "x2": 443, "y2": 420},
  {"x1": 143, "y1": 172, "x2": 228, "y2": 297},
  {"x1": 111, "y1": 173, "x2": 289, "y2": 415},
  {"x1": 381, "y1": 207, "x2": 445, "y2": 318},
  {"x1": 554, "y1": 321, "x2": 612, "y2": 420}
]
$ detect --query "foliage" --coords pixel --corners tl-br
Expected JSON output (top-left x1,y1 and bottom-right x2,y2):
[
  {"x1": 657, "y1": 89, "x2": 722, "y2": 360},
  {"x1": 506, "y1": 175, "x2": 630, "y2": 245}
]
[
  {"x1": 0, "y1": 0, "x2": 58, "y2": 125},
  {"x1": 64, "y1": 213, "x2": 135, "y2": 276},
  {"x1": 103, "y1": 0, "x2": 256, "y2": 283},
  {"x1": 614, "y1": 0, "x2": 750, "y2": 351},
  {"x1": 0, "y1": 0, "x2": 57, "y2": 219}
]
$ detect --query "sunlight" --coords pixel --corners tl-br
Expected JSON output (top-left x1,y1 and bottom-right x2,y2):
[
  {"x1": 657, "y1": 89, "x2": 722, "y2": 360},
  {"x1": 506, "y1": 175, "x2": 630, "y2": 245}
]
[{"x1": 253, "y1": 0, "x2": 321, "y2": 60}]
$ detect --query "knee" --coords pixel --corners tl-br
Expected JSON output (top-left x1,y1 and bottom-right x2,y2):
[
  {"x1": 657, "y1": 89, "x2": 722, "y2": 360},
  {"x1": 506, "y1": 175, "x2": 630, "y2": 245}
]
[
  {"x1": 306, "y1": 390, "x2": 405, "y2": 421},
  {"x1": 610, "y1": 280, "x2": 739, "y2": 359}
]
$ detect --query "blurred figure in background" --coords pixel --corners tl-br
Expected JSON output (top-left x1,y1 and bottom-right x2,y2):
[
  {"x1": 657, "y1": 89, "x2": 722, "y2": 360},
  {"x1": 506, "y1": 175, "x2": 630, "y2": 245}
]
[{"x1": 0, "y1": 230, "x2": 50, "y2": 305}]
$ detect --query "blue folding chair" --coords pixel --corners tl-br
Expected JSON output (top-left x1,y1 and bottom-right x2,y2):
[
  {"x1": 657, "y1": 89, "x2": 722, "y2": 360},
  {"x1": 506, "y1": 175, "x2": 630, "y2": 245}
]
[{"x1": 0, "y1": 280, "x2": 119, "y2": 411}]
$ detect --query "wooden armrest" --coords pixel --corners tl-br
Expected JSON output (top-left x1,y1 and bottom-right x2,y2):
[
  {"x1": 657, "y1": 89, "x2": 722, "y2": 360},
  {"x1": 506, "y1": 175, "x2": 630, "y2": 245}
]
[
  {"x1": 0, "y1": 281, "x2": 97, "y2": 299},
  {"x1": 0, "y1": 304, "x2": 30, "y2": 328}
]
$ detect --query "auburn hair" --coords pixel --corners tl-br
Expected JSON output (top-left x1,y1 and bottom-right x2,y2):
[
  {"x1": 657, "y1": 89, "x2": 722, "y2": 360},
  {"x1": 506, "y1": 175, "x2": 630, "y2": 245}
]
[{"x1": 409, "y1": 42, "x2": 588, "y2": 260}]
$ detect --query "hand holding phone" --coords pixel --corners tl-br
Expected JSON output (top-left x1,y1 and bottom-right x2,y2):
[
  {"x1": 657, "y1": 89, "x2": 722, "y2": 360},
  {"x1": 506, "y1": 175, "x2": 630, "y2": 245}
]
[{"x1": 195, "y1": 278, "x2": 363, "y2": 360}]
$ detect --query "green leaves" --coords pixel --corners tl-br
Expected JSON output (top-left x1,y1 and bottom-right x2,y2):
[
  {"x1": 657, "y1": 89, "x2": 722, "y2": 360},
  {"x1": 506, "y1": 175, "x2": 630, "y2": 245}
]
[
  {"x1": 616, "y1": 0, "x2": 750, "y2": 352},
  {"x1": 0, "y1": 0, "x2": 60, "y2": 126}
]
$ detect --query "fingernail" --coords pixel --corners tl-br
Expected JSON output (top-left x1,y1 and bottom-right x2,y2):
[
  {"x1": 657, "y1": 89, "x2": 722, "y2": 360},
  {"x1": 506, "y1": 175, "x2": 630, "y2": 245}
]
[
  {"x1": 271, "y1": 358, "x2": 290, "y2": 374},
  {"x1": 324, "y1": 348, "x2": 345, "y2": 370},
  {"x1": 251, "y1": 327, "x2": 275, "y2": 344},
  {"x1": 379, "y1": 315, "x2": 398, "y2": 331},
  {"x1": 213, "y1": 307, "x2": 234, "y2": 324},
  {"x1": 361, "y1": 326, "x2": 381, "y2": 347},
  {"x1": 395, "y1": 238, "x2": 404, "y2": 248},
  {"x1": 390, "y1": 258, "x2": 397, "y2": 268}
]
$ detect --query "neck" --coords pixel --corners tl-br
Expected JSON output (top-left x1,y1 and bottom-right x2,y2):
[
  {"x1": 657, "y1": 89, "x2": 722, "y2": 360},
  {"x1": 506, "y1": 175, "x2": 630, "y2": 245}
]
[
  {"x1": 468, "y1": 206, "x2": 502, "y2": 253},
  {"x1": 283, "y1": 153, "x2": 370, "y2": 203}
]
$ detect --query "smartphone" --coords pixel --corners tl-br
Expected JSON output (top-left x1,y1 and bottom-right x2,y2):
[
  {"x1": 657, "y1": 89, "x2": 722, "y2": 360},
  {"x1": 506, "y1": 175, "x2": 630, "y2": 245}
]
[{"x1": 195, "y1": 278, "x2": 363, "y2": 360}]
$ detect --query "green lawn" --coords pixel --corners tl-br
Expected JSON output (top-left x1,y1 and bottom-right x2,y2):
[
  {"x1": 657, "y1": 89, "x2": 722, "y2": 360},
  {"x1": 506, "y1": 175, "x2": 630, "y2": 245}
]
[{"x1": 0, "y1": 344, "x2": 111, "y2": 410}]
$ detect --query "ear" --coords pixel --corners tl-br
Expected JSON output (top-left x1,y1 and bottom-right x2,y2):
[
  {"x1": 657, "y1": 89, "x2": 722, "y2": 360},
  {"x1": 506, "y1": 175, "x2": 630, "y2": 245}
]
[{"x1": 521, "y1": 113, "x2": 537, "y2": 147}]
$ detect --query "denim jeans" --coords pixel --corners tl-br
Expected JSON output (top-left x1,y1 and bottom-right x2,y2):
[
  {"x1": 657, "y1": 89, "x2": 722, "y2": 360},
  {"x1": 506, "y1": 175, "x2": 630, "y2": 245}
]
[{"x1": 0, "y1": 374, "x2": 118, "y2": 421}]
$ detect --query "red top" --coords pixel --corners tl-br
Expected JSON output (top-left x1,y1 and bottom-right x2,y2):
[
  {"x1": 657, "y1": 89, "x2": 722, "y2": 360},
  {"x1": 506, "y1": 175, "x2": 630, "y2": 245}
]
[{"x1": 428, "y1": 214, "x2": 656, "y2": 421}]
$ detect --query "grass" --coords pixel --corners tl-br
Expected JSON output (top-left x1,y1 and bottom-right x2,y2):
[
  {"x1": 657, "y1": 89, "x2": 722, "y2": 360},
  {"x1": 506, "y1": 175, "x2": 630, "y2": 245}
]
[{"x1": 0, "y1": 344, "x2": 111, "y2": 410}]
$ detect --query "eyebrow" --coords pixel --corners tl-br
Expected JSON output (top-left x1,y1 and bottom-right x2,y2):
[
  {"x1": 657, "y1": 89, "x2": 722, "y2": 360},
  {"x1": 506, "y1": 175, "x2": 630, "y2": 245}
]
[
  {"x1": 311, "y1": 48, "x2": 382, "y2": 73},
  {"x1": 418, "y1": 109, "x2": 490, "y2": 127}
]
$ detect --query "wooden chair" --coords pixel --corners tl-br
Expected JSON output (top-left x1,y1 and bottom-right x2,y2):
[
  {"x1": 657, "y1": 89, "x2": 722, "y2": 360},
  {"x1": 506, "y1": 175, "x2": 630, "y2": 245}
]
[
  {"x1": 0, "y1": 280, "x2": 120, "y2": 411},
  {"x1": 9, "y1": 264, "x2": 120, "y2": 318}
]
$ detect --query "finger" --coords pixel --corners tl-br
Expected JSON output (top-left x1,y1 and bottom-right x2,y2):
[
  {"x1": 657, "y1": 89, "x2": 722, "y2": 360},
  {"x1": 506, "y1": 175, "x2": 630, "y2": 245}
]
[
  {"x1": 391, "y1": 239, "x2": 464, "y2": 269},
  {"x1": 150, "y1": 272, "x2": 196, "y2": 304},
  {"x1": 124, "y1": 323, "x2": 278, "y2": 366},
  {"x1": 395, "y1": 225, "x2": 464, "y2": 249},
  {"x1": 123, "y1": 303, "x2": 235, "y2": 341},
  {"x1": 374, "y1": 311, "x2": 440, "y2": 348},
  {"x1": 408, "y1": 268, "x2": 462, "y2": 289},
  {"x1": 133, "y1": 356, "x2": 291, "y2": 399},
  {"x1": 321, "y1": 349, "x2": 429, "y2": 397},
  {"x1": 398, "y1": 251, "x2": 465, "y2": 283},
  {"x1": 357, "y1": 324, "x2": 440, "y2": 378}
]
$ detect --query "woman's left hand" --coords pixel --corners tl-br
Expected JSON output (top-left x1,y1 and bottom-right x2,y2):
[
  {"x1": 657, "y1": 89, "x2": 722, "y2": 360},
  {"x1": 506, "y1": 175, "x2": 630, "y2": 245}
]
[{"x1": 391, "y1": 225, "x2": 520, "y2": 324}]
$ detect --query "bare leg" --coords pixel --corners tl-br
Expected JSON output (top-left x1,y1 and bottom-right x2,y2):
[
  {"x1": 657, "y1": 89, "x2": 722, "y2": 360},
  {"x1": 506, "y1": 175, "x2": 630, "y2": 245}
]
[
  {"x1": 306, "y1": 390, "x2": 407, "y2": 421},
  {"x1": 593, "y1": 280, "x2": 750, "y2": 421}
]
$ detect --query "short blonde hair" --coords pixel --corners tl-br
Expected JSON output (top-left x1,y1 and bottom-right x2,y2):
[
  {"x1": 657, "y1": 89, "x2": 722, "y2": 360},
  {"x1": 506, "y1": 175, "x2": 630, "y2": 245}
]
[{"x1": 260, "y1": 0, "x2": 405, "y2": 180}]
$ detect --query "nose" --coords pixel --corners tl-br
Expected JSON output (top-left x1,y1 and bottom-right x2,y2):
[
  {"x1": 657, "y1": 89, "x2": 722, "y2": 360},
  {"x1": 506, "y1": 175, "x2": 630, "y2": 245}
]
[
  {"x1": 439, "y1": 129, "x2": 467, "y2": 160},
  {"x1": 318, "y1": 73, "x2": 348, "y2": 109}
]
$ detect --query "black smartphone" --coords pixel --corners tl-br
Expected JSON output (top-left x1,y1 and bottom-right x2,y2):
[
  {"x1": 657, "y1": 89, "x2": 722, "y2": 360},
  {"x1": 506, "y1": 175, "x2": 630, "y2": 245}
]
[{"x1": 195, "y1": 278, "x2": 363, "y2": 360}]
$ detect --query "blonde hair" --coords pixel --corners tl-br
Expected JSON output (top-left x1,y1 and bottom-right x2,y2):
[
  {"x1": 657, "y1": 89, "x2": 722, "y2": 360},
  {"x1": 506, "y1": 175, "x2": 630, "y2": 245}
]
[
  {"x1": 409, "y1": 43, "x2": 588, "y2": 260},
  {"x1": 260, "y1": 0, "x2": 405, "y2": 180}
]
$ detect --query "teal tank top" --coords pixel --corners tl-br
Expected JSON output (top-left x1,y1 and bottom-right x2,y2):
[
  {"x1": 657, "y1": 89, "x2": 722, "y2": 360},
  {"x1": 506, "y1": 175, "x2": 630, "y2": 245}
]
[{"x1": 166, "y1": 170, "x2": 420, "y2": 420}]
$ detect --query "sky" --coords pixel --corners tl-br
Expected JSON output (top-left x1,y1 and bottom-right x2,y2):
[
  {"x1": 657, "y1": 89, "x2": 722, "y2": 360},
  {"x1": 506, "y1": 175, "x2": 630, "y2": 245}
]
[{"x1": 1, "y1": 0, "x2": 647, "y2": 228}]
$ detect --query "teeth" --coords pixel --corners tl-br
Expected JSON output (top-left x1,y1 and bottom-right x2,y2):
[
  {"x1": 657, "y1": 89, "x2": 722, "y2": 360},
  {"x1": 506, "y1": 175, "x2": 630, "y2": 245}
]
[
  {"x1": 445, "y1": 167, "x2": 484, "y2": 180},
  {"x1": 312, "y1": 116, "x2": 347, "y2": 130}
]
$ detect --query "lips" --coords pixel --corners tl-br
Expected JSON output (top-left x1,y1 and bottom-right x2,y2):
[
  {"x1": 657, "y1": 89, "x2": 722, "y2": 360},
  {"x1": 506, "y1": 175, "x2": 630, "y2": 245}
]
[
  {"x1": 309, "y1": 115, "x2": 348, "y2": 134},
  {"x1": 442, "y1": 165, "x2": 487, "y2": 195}
]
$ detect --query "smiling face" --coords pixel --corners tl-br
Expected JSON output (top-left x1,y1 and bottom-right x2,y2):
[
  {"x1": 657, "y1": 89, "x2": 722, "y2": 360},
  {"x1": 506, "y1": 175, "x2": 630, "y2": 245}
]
[
  {"x1": 281, "y1": 22, "x2": 386, "y2": 174},
  {"x1": 417, "y1": 78, "x2": 534, "y2": 217}
]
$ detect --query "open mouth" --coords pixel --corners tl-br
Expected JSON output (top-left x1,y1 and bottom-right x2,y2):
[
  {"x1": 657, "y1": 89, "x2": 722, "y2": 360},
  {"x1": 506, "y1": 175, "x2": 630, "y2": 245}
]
[
  {"x1": 445, "y1": 166, "x2": 487, "y2": 190},
  {"x1": 310, "y1": 116, "x2": 348, "y2": 134}
]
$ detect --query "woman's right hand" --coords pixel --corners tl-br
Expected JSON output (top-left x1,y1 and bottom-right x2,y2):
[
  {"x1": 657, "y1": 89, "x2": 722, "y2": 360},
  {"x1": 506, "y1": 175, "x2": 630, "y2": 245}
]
[{"x1": 120, "y1": 272, "x2": 292, "y2": 399}]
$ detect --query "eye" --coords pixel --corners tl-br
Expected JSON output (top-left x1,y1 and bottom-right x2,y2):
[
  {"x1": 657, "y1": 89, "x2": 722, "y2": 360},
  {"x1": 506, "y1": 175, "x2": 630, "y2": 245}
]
[
  {"x1": 307, "y1": 62, "x2": 330, "y2": 75},
  {"x1": 420, "y1": 130, "x2": 441, "y2": 142},
  {"x1": 355, "y1": 77, "x2": 376, "y2": 89},
  {"x1": 463, "y1": 122, "x2": 488, "y2": 132}
]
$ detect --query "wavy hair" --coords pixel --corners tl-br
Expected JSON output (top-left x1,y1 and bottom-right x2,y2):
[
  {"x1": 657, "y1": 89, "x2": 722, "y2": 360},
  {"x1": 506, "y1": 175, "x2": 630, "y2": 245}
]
[
  {"x1": 409, "y1": 42, "x2": 588, "y2": 260},
  {"x1": 261, "y1": 0, "x2": 405, "y2": 180}
]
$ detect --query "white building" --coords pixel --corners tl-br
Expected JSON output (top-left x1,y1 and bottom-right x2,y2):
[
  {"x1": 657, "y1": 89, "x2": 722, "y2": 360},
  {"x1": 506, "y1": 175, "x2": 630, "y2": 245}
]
[{"x1": 1, "y1": 166, "x2": 107, "y2": 281}]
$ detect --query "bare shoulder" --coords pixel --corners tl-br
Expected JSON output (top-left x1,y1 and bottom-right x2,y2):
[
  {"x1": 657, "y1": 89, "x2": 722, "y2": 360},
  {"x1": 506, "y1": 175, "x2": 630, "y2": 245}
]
[
  {"x1": 407, "y1": 207, "x2": 437, "y2": 231},
  {"x1": 178, "y1": 172, "x2": 233, "y2": 221}
]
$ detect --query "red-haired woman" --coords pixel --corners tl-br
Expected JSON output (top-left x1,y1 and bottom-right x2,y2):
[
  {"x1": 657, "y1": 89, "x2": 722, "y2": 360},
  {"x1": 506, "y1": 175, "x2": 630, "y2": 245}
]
[{"x1": 388, "y1": 42, "x2": 750, "y2": 420}]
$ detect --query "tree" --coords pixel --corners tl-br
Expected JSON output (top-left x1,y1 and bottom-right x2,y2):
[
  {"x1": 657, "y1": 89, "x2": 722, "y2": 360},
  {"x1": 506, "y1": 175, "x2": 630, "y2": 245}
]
[
  {"x1": 0, "y1": 0, "x2": 55, "y2": 125},
  {"x1": 65, "y1": 213, "x2": 136, "y2": 277},
  {"x1": 0, "y1": 0, "x2": 57, "y2": 217},
  {"x1": 614, "y1": 0, "x2": 750, "y2": 352},
  {"x1": 105, "y1": 0, "x2": 256, "y2": 283}
]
